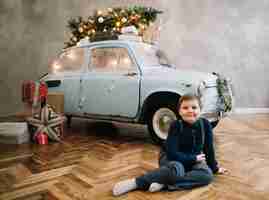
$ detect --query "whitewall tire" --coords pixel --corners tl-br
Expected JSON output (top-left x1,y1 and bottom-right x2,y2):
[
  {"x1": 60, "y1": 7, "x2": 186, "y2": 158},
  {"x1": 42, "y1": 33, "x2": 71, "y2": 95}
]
[{"x1": 148, "y1": 107, "x2": 177, "y2": 143}]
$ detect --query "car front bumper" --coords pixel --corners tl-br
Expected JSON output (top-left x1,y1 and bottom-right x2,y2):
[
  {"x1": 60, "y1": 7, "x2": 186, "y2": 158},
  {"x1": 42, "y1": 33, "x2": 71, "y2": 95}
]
[
  {"x1": 200, "y1": 111, "x2": 229, "y2": 122},
  {"x1": 199, "y1": 72, "x2": 234, "y2": 123}
]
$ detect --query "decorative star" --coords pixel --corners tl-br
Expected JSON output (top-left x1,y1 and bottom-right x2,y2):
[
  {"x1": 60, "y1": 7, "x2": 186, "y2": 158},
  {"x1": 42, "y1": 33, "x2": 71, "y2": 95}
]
[{"x1": 27, "y1": 105, "x2": 65, "y2": 142}]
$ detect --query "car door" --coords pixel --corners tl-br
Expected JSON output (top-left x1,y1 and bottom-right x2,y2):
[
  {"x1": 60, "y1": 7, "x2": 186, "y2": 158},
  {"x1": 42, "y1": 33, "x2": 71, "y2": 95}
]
[
  {"x1": 47, "y1": 47, "x2": 86, "y2": 114},
  {"x1": 80, "y1": 44, "x2": 140, "y2": 118}
]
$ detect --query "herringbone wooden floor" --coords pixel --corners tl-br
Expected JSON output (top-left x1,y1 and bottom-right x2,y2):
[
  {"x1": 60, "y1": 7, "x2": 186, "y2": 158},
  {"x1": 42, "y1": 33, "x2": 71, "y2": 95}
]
[{"x1": 1, "y1": 114, "x2": 269, "y2": 200}]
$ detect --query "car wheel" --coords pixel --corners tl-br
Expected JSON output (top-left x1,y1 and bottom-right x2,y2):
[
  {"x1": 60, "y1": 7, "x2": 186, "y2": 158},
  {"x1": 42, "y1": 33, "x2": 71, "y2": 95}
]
[{"x1": 148, "y1": 106, "x2": 178, "y2": 144}]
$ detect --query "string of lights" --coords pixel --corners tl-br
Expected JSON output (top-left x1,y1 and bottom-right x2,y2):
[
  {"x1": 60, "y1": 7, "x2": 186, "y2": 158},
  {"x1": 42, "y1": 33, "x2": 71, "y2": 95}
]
[{"x1": 65, "y1": 6, "x2": 162, "y2": 48}]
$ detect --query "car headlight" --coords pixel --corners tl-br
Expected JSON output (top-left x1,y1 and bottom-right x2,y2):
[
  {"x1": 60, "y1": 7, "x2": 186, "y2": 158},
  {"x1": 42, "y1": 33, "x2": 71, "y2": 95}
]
[{"x1": 198, "y1": 81, "x2": 206, "y2": 97}]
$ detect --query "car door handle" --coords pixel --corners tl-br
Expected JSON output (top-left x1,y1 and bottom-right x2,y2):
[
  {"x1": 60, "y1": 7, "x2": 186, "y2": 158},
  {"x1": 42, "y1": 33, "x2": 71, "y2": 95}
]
[{"x1": 123, "y1": 72, "x2": 137, "y2": 77}]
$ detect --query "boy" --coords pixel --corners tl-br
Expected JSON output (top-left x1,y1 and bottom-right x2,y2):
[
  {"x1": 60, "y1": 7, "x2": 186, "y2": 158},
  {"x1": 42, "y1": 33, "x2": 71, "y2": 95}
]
[{"x1": 113, "y1": 94, "x2": 227, "y2": 196}]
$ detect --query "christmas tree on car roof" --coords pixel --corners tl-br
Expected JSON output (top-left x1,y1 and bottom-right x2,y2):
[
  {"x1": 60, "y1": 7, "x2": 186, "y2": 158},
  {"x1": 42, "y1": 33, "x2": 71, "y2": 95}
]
[{"x1": 64, "y1": 6, "x2": 163, "y2": 48}]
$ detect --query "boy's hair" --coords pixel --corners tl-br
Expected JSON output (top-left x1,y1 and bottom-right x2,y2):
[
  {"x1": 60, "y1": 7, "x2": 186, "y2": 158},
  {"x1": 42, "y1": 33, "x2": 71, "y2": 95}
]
[{"x1": 177, "y1": 94, "x2": 202, "y2": 111}]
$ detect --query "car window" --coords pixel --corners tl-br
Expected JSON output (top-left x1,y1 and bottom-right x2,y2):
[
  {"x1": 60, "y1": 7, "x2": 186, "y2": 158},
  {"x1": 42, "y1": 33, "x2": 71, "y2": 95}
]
[
  {"x1": 90, "y1": 47, "x2": 135, "y2": 73},
  {"x1": 156, "y1": 49, "x2": 172, "y2": 67},
  {"x1": 49, "y1": 48, "x2": 84, "y2": 73},
  {"x1": 133, "y1": 43, "x2": 171, "y2": 67}
]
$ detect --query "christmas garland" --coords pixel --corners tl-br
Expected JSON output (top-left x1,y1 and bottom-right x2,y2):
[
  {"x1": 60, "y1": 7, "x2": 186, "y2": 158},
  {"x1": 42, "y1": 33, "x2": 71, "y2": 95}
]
[
  {"x1": 213, "y1": 72, "x2": 233, "y2": 112},
  {"x1": 65, "y1": 6, "x2": 162, "y2": 48}
]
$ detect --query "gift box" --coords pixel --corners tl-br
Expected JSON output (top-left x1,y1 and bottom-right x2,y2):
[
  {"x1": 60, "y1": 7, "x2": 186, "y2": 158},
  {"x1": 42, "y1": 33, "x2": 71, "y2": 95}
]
[
  {"x1": 47, "y1": 92, "x2": 64, "y2": 113},
  {"x1": 0, "y1": 122, "x2": 30, "y2": 144}
]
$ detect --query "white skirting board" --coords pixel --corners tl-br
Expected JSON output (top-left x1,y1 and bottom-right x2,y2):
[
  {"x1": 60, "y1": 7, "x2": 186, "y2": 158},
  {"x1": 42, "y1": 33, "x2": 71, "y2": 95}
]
[{"x1": 234, "y1": 108, "x2": 269, "y2": 114}]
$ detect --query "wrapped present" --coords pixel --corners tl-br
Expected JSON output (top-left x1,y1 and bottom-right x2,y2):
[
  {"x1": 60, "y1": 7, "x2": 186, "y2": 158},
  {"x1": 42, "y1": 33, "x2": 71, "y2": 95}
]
[
  {"x1": 27, "y1": 105, "x2": 65, "y2": 142},
  {"x1": 47, "y1": 92, "x2": 64, "y2": 113},
  {"x1": 0, "y1": 122, "x2": 30, "y2": 144}
]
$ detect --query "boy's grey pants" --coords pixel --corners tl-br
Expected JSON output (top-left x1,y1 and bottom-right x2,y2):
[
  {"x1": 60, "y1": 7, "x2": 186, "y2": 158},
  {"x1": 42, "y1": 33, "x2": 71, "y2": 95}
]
[{"x1": 135, "y1": 155, "x2": 214, "y2": 190}]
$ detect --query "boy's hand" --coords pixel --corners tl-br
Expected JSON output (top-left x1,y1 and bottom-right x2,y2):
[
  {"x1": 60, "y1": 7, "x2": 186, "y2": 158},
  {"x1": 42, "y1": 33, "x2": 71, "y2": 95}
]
[
  {"x1": 217, "y1": 167, "x2": 228, "y2": 175},
  {"x1": 196, "y1": 153, "x2": 206, "y2": 162}
]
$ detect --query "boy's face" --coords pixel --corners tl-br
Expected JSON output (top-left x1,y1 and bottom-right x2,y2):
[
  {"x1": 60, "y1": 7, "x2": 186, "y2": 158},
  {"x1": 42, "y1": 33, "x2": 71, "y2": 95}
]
[{"x1": 179, "y1": 99, "x2": 201, "y2": 124}]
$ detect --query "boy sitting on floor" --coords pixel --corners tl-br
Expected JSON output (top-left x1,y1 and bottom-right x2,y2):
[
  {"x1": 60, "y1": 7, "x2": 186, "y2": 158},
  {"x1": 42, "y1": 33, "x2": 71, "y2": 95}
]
[{"x1": 113, "y1": 94, "x2": 227, "y2": 196}]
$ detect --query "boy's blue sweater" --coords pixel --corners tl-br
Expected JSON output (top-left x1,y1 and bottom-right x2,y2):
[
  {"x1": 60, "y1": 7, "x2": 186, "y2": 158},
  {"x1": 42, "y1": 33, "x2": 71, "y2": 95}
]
[{"x1": 165, "y1": 118, "x2": 219, "y2": 173}]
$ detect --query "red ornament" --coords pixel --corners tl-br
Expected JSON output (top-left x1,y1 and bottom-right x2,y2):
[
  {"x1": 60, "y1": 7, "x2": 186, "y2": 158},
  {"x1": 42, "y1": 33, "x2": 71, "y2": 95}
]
[
  {"x1": 36, "y1": 132, "x2": 48, "y2": 145},
  {"x1": 22, "y1": 80, "x2": 36, "y2": 104},
  {"x1": 22, "y1": 81, "x2": 48, "y2": 104},
  {"x1": 39, "y1": 82, "x2": 48, "y2": 100}
]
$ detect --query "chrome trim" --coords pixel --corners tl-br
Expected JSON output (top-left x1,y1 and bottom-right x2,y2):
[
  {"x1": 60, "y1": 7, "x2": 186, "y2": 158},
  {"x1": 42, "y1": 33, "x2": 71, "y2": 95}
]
[{"x1": 200, "y1": 112, "x2": 219, "y2": 122}]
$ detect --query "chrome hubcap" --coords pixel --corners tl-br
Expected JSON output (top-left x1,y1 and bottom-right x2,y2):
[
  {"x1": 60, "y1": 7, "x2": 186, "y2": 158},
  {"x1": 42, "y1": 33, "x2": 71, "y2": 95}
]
[{"x1": 152, "y1": 108, "x2": 177, "y2": 140}]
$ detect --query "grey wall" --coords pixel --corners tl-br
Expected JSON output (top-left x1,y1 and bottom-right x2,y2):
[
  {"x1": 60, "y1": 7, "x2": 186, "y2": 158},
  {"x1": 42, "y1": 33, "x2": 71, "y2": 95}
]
[{"x1": 1, "y1": 0, "x2": 269, "y2": 116}]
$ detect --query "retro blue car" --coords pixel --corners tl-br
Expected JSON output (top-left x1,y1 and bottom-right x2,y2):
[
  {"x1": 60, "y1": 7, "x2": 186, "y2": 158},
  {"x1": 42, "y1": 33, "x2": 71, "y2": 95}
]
[{"x1": 41, "y1": 37, "x2": 233, "y2": 143}]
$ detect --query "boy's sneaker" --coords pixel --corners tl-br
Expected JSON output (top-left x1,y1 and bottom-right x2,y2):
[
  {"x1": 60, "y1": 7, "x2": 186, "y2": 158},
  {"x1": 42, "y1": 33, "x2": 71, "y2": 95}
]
[{"x1": 113, "y1": 178, "x2": 137, "y2": 196}]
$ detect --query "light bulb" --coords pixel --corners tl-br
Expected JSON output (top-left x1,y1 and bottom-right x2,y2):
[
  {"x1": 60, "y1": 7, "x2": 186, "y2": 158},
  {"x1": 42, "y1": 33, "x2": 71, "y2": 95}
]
[
  {"x1": 123, "y1": 57, "x2": 130, "y2": 65},
  {"x1": 66, "y1": 50, "x2": 75, "y2": 60},
  {"x1": 98, "y1": 17, "x2": 104, "y2": 23},
  {"x1": 52, "y1": 62, "x2": 61, "y2": 73},
  {"x1": 121, "y1": 17, "x2": 127, "y2": 23},
  {"x1": 116, "y1": 21, "x2": 121, "y2": 27},
  {"x1": 110, "y1": 59, "x2": 117, "y2": 67}
]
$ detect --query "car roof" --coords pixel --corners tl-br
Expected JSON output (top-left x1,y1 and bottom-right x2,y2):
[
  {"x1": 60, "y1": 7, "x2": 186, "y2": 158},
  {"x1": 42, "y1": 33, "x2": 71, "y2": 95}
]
[{"x1": 72, "y1": 37, "x2": 155, "y2": 49}]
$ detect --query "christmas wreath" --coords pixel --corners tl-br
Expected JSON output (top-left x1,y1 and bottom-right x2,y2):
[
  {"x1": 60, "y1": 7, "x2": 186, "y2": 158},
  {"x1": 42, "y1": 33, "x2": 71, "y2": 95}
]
[{"x1": 213, "y1": 72, "x2": 233, "y2": 112}]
